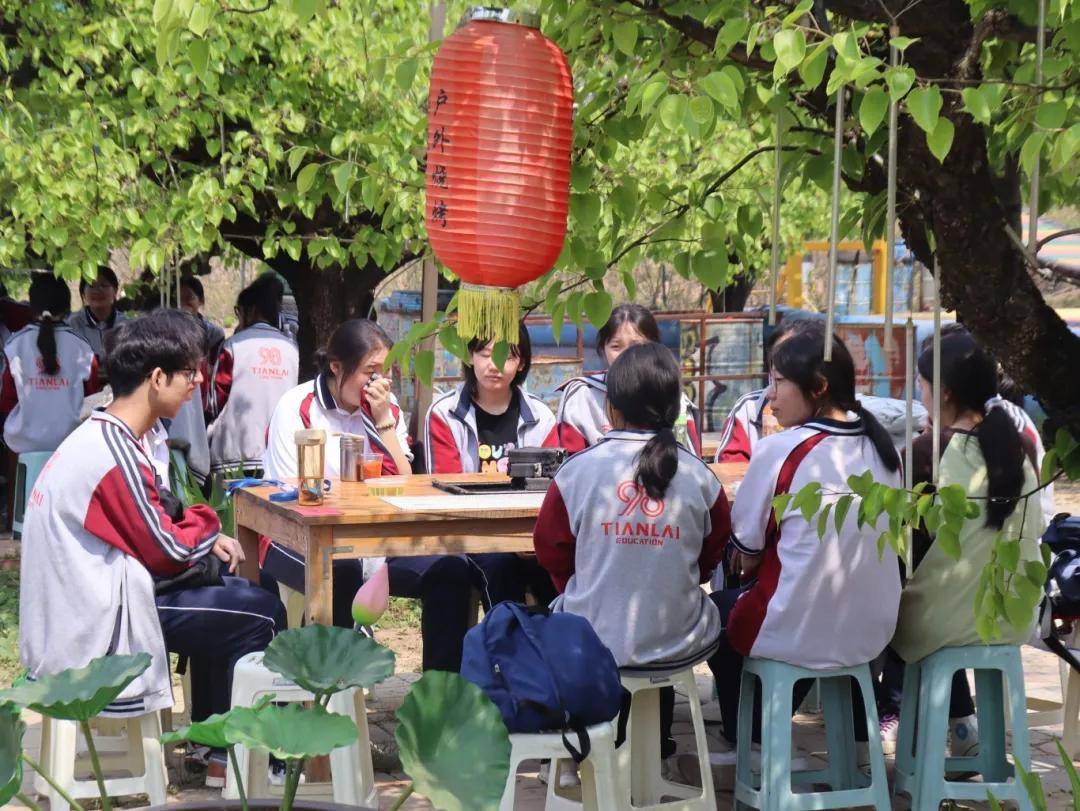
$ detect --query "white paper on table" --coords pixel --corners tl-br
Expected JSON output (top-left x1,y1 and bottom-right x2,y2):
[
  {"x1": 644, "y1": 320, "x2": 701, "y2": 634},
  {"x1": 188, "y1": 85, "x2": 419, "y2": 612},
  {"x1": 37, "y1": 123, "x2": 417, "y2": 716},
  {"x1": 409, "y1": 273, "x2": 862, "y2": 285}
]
[{"x1": 380, "y1": 493, "x2": 546, "y2": 512}]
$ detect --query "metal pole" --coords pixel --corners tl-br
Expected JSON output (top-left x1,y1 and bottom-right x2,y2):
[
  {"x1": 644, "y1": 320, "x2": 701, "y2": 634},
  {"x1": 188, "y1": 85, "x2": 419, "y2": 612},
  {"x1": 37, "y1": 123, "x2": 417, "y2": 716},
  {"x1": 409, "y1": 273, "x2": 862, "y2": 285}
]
[
  {"x1": 1027, "y1": 0, "x2": 1046, "y2": 255},
  {"x1": 415, "y1": 0, "x2": 447, "y2": 433},
  {"x1": 768, "y1": 111, "x2": 783, "y2": 326},
  {"x1": 824, "y1": 87, "x2": 844, "y2": 361},
  {"x1": 931, "y1": 259, "x2": 942, "y2": 484},
  {"x1": 904, "y1": 316, "x2": 914, "y2": 571},
  {"x1": 884, "y1": 40, "x2": 899, "y2": 353}
]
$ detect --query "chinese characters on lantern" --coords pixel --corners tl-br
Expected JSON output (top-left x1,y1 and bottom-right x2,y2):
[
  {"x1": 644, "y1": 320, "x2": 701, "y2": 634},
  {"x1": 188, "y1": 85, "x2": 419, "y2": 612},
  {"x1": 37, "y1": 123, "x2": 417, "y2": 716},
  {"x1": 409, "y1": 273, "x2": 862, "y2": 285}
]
[{"x1": 430, "y1": 88, "x2": 450, "y2": 229}]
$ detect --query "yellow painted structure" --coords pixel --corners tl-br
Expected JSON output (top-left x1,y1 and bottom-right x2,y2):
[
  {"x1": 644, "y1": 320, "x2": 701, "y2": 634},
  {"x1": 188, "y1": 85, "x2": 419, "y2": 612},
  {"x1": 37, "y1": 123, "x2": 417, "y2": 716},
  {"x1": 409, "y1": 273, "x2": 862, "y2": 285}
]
[{"x1": 780, "y1": 239, "x2": 890, "y2": 313}]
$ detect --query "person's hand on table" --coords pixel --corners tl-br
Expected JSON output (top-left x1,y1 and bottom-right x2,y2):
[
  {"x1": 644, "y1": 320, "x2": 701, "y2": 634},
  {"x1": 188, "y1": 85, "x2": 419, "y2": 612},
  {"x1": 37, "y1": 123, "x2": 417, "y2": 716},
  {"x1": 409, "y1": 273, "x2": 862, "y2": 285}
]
[
  {"x1": 364, "y1": 375, "x2": 394, "y2": 426},
  {"x1": 212, "y1": 533, "x2": 245, "y2": 574}
]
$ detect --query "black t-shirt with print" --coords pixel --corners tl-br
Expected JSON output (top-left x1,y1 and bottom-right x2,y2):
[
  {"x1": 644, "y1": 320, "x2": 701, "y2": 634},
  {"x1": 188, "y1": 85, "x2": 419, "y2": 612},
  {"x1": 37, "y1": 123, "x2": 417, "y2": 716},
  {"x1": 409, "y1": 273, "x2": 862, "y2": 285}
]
[{"x1": 474, "y1": 390, "x2": 520, "y2": 474}]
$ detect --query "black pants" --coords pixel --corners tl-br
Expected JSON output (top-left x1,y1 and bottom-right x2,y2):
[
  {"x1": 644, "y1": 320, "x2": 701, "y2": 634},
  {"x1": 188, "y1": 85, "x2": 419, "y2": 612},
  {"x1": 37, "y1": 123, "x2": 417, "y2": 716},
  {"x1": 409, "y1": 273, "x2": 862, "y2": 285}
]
[
  {"x1": 468, "y1": 553, "x2": 558, "y2": 609},
  {"x1": 876, "y1": 646, "x2": 975, "y2": 718},
  {"x1": 706, "y1": 588, "x2": 871, "y2": 745},
  {"x1": 261, "y1": 543, "x2": 474, "y2": 672},
  {"x1": 157, "y1": 576, "x2": 287, "y2": 722}
]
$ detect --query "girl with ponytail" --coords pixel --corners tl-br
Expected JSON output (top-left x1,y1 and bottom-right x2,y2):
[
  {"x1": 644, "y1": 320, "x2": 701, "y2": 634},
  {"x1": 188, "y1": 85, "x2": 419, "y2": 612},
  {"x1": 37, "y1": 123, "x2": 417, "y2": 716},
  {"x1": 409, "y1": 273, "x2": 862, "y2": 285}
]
[
  {"x1": 2, "y1": 273, "x2": 102, "y2": 453},
  {"x1": 710, "y1": 320, "x2": 902, "y2": 746},
  {"x1": 885, "y1": 333, "x2": 1045, "y2": 752},
  {"x1": 534, "y1": 342, "x2": 731, "y2": 765}
]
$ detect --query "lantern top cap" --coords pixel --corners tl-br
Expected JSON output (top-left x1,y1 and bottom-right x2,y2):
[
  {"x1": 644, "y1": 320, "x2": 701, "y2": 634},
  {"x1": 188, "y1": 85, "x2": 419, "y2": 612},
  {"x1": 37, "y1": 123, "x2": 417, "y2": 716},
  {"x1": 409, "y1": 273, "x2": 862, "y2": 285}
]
[{"x1": 462, "y1": 6, "x2": 542, "y2": 29}]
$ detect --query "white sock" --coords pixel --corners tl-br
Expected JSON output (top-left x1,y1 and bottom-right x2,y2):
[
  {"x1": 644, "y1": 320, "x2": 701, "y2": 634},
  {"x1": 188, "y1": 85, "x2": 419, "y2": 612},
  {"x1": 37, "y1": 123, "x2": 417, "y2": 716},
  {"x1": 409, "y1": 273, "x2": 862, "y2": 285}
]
[{"x1": 949, "y1": 714, "x2": 979, "y2": 744}]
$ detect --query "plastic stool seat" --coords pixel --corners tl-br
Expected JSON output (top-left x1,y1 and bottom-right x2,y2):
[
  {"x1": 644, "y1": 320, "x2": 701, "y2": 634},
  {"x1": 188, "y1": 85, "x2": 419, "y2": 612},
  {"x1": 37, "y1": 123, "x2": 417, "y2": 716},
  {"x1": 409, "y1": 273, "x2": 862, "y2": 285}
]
[
  {"x1": 501, "y1": 721, "x2": 620, "y2": 811},
  {"x1": 12, "y1": 451, "x2": 53, "y2": 539},
  {"x1": 32, "y1": 711, "x2": 168, "y2": 810},
  {"x1": 734, "y1": 658, "x2": 890, "y2": 811},
  {"x1": 225, "y1": 651, "x2": 375, "y2": 807},
  {"x1": 893, "y1": 644, "x2": 1033, "y2": 810}
]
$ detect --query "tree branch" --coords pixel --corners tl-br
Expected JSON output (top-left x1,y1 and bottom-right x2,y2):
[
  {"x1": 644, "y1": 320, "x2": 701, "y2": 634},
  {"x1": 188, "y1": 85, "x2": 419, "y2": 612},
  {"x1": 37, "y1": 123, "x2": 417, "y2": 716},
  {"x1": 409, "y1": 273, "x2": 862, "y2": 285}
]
[
  {"x1": 958, "y1": 9, "x2": 1035, "y2": 79},
  {"x1": 621, "y1": 0, "x2": 772, "y2": 70},
  {"x1": 1038, "y1": 227, "x2": 1080, "y2": 251}
]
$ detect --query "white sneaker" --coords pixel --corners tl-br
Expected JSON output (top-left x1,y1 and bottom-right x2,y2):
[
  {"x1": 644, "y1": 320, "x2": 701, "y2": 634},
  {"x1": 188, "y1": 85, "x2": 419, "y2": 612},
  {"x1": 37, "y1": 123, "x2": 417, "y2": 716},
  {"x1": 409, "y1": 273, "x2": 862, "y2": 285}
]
[
  {"x1": 537, "y1": 761, "x2": 580, "y2": 788},
  {"x1": 948, "y1": 715, "x2": 980, "y2": 757},
  {"x1": 879, "y1": 712, "x2": 900, "y2": 756},
  {"x1": 267, "y1": 760, "x2": 307, "y2": 787}
]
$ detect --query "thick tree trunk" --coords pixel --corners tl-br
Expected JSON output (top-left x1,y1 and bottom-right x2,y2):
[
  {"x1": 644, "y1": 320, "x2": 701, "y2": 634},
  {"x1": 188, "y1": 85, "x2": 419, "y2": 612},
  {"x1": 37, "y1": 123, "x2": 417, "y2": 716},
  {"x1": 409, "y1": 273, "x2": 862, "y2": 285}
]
[{"x1": 709, "y1": 274, "x2": 753, "y2": 312}]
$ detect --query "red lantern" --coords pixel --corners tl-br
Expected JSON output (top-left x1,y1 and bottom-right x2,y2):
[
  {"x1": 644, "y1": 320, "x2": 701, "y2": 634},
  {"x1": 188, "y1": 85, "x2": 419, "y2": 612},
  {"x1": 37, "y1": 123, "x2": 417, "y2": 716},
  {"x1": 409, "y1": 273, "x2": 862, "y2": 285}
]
[{"x1": 426, "y1": 7, "x2": 573, "y2": 344}]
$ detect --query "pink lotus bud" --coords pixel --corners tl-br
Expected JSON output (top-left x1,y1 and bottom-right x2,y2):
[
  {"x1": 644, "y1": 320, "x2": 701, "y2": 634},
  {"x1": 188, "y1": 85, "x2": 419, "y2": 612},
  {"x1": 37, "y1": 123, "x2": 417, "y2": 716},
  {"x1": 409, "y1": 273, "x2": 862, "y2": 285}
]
[{"x1": 351, "y1": 563, "x2": 390, "y2": 626}]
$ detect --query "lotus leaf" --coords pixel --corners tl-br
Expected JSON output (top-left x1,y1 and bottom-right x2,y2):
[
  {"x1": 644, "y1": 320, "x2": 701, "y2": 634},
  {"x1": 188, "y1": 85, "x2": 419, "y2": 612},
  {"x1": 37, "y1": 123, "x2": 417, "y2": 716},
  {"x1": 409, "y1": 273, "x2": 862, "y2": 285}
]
[
  {"x1": 262, "y1": 626, "x2": 394, "y2": 696},
  {"x1": 0, "y1": 704, "x2": 26, "y2": 806},
  {"x1": 395, "y1": 671, "x2": 510, "y2": 811},
  {"x1": 160, "y1": 694, "x2": 274, "y2": 749},
  {"x1": 0, "y1": 654, "x2": 151, "y2": 722},
  {"x1": 225, "y1": 703, "x2": 357, "y2": 760}
]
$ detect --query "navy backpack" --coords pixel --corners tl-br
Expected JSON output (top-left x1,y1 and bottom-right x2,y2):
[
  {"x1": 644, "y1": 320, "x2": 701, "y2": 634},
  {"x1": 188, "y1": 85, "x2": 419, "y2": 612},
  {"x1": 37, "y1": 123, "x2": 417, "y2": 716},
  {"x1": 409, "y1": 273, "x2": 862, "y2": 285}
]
[{"x1": 461, "y1": 602, "x2": 627, "y2": 761}]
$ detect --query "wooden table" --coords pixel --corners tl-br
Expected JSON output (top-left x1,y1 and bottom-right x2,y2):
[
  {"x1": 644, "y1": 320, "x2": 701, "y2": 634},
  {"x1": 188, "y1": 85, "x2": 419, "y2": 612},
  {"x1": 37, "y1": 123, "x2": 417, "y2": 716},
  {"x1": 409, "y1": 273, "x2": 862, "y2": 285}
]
[{"x1": 235, "y1": 463, "x2": 748, "y2": 625}]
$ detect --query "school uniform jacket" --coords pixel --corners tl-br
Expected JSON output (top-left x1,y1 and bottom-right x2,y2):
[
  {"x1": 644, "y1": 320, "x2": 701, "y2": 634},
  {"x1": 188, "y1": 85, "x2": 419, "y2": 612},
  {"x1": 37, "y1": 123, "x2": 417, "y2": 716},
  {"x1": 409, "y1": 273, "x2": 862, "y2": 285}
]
[
  {"x1": 19, "y1": 411, "x2": 220, "y2": 716},
  {"x1": 207, "y1": 322, "x2": 299, "y2": 472},
  {"x1": 993, "y1": 396, "x2": 1054, "y2": 523},
  {"x1": 262, "y1": 374, "x2": 413, "y2": 572},
  {"x1": 555, "y1": 372, "x2": 701, "y2": 456},
  {"x1": 1, "y1": 322, "x2": 101, "y2": 453},
  {"x1": 424, "y1": 383, "x2": 558, "y2": 474},
  {"x1": 728, "y1": 416, "x2": 902, "y2": 669},
  {"x1": 533, "y1": 430, "x2": 730, "y2": 669},
  {"x1": 67, "y1": 307, "x2": 126, "y2": 360}
]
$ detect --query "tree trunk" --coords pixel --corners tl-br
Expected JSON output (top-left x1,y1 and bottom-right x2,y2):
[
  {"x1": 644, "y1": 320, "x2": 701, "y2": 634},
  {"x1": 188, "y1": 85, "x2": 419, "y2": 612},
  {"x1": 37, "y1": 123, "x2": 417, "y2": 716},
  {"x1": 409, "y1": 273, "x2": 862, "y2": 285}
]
[{"x1": 709, "y1": 274, "x2": 753, "y2": 313}]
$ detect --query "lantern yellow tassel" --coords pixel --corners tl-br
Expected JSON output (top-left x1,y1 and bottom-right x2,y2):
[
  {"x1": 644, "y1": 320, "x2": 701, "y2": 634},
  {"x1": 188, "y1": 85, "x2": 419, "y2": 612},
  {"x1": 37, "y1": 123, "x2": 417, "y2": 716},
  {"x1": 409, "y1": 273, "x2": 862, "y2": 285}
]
[{"x1": 456, "y1": 284, "x2": 521, "y2": 345}]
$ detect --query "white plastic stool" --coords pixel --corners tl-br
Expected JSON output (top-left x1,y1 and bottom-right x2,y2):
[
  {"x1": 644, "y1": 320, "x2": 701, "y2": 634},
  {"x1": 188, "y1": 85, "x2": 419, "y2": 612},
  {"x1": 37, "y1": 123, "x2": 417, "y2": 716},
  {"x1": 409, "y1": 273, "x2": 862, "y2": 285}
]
[
  {"x1": 618, "y1": 666, "x2": 716, "y2": 810},
  {"x1": 277, "y1": 582, "x2": 306, "y2": 630},
  {"x1": 1024, "y1": 627, "x2": 1080, "y2": 758},
  {"x1": 224, "y1": 651, "x2": 375, "y2": 807},
  {"x1": 33, "y1": 712, "x2": 168, "y2": 810},
  {"x1": 501, "y1": 722, "x2": 620, "y2": 811}
]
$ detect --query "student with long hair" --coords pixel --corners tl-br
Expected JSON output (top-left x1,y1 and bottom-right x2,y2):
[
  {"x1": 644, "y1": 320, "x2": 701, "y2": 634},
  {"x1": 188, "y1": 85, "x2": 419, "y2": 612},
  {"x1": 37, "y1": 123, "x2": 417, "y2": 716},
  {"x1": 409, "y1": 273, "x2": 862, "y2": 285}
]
[
  {"x1": 879, "y1": 333, "x2": 1045, "y2": 756},
  {"x1": 555, "y1": 304, "x2": 701, "y2": 454},
  {"x1": 709, "y1": 321, "x2": 902, "y2": 754},
  {"x1": 535, "y1": 342, "x2": 731, "y2": 772},
  {"x1": 2, "y1": 274, "x2": 102, "y2": 452},
  {"x1": 425, "y1": 322, "x2": 558, "y2": 607},
  {"x1": 67, "y1": 266, "x2": 126, "y2": 361},
  {"x1": 262, "y1": 318, "x2": 474, "y2": 673},
  {"x1": 207, "y1": 273, "x2": 298, "y2": 475}
]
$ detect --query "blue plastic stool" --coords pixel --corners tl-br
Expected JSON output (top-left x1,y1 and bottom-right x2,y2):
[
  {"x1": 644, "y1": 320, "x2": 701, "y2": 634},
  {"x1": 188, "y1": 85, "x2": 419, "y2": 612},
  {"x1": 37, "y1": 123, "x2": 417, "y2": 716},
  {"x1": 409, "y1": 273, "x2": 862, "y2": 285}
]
[
  {"x1": 734, "y1": 658, "x2": 890, "y2": 811},
  {"x1": 12, "y1": 451, "x2": 53, "y2": 540},
  {"x1": 893, "y1": 645, "x2": 1033, "y2": 811}
]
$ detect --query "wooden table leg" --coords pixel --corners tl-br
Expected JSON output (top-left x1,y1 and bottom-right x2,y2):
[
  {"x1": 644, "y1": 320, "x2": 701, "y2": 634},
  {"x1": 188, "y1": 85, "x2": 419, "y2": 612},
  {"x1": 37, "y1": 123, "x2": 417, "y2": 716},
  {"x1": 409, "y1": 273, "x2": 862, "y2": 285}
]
[
  {"x1": 304, "y1": 526, "x2": 334, "y2": 626},
  {"x1": 236, "y1": 522, "x2": 261, "y2": 584}
]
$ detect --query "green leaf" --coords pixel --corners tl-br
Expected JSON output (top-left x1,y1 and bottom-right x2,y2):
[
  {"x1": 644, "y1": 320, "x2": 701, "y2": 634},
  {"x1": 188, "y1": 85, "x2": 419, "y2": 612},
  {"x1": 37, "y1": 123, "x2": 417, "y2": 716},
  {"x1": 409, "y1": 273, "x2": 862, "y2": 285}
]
[
  {"x1": 1025, "y1": 559, "x2": 1049, "y2": 587},
  {"x1": 658, "y1": 94, "x2": 689, "y2": 132},
  {"x1": 799, "y1": 42, "x2": 830, "y2": 89},
  {"x1": 890, "y1": 36, "x2": 918, "y2": 50},
  {"x1": 961, "y1": 87, "x2": 992, "y2": 125},
  {"x1": 688, "y1": 96, "x2": 715, "y2": 127},
  {"x1": 583, "y1": 291, "x2": 613, "y2": 328},
  {"x1": 937, "y1": 523, "x2": 962, "y2": 560},
  {"x1": 188, "y1": 38, "x2": 210, "y2": 79},
  {"x1": 612, "y1": 21, "x2": 638, "y2": 56},
  {"x1": 834, "y1": 494, "x2": 854, "y2": 533},
  {"x1": 927, "y1": 117, "x2": 955, "y2": 162},
  {"x1": 287, "y1": 147, "x2": 310, "y2": 177},
  {"x1": 772, "y1": 493, "x2": 792, "y2": 521},
  {"x1": 0, "y1": 654, "x2": 151, "y2": 721},
  {"x1": 161, "y1": 706, "x2": 248, "y2": 749},
  {"x1": 859, "y1": 87, "x2": 888, "y2": 135},
  {"x1": 1015, "y1": 758, "x2": 1049, "y2": 811},
  {"x1": 699, "y1": 72, "x2": 738, "y2": 112},
  {"x1": 227, "y1": 703, "x2": 356, "y2": 760},
  {"x1": 938, "y1": 484, "x2": 969, "y2": 517},
  {"x1": 0, "y1": 705, "x2": 25, "y2": 807},
  {"x1": 153, "y1": 0, "x2": 175, "y2": 25},
  {"x1": 290, "y1": 0, "x2": 322, "y2": 24},
  {"x1": 692, "y1": 248, "x2": 728, "y2": 289},
  {"x1": 1041, "y1": 447, "x2": 1060, "y2": 485},
  {"x1": 816, "y1": 502, "x2": 833, "y2": 540},
  {"x1": 262, "y1": 626, "x2": 395, "y2": 696},
  {"x1": 1036, "y1": 100, "x2": 1067, "y2": 130},
  {"x1": 611, "y1": 180, "x2": 638, "y2": 221},
  {"x1": 906, "y1": 86, "x2": 942, "y2": 133},
  {"x1": 491, "y1": 340, "x2": 509, "y2": 373},
  {"x1": 639, "y1": 79, "x2": 667, "y2": 114},
  {"x1": 296, "y1": 163, "x2": 320, "y2": 195},
  {"x1": 188, "y1": 3, "x2": 213, "y2": 36},
  {"x1": 332, "y1": 162, "x2": 354, "y2": 196},
  {"x1": 1021, "y1": 131, "x2": 1047, "y2": 174},
  {"x1": 395, "y1": 58, "x2": 418, "y2": 92},
  {"x1": 772, "y1": 29, "x2": 806, "y2": 76},
  {"x1": 414, "y1": 350, "x2": 435, "y2": 387},
  {"x1": 396, "y1": 671, "x2": 511, "y2": 811},
  {"x1": 885, "y1": 66, "x2": 915, "y2": 102},
  {"x1": 570, "y1": 192, "x2": 601, "y2": 227},
  {"x1": 1055, "y1": 740, "x2": 1080, "y2": 804},
  {"x1": 998, "y1": 539, "x2": 1022, "y2": 572}
]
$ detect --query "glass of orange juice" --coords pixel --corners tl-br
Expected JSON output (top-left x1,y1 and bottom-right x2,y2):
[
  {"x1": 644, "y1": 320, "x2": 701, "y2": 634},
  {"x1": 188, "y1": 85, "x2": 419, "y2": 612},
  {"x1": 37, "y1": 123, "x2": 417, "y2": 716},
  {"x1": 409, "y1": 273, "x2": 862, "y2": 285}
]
[{"x1": 360, "y1": 452, "x2": 384, "y2": 481}]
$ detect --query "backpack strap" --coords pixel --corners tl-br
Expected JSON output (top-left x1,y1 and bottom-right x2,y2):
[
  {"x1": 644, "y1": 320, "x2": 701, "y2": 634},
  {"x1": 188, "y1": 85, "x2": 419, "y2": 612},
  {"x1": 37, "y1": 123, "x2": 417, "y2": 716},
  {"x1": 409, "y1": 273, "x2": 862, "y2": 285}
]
[{"x1": 614, "y1": 688, "x2": 632, "y2": 748}]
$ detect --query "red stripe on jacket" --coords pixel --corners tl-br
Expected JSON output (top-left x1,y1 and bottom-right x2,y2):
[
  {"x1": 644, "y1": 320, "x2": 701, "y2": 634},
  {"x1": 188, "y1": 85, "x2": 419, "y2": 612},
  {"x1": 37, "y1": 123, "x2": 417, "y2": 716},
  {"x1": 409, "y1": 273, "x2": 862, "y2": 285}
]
[
  {"x1": 718, "y1": 417, "x2": 752, "y2": 463},
  {"x1": 428, "y1": 411, "x2": 463, "y2": 474},
  {"x1": 210, "y1": 348, "x2": 234, "y2": 419},
  {"x1": 533, "y1": 482, "x2": 575, "y2": 593},
  {"x1": 557, "y1": 422, "x2": 589, "y2": 454},
  {"x1": 726, "y1": 432, "x2": 827, "y2": 656}
]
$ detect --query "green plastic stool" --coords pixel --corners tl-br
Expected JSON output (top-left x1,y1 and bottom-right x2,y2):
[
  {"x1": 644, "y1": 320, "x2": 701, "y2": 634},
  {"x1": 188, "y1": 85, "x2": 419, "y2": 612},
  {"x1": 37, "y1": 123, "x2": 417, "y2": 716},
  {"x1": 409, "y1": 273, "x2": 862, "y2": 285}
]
[
  {"x1": 893, "y1": 644, "x2": 1032, "y2": 810},
  {"x1": 734, "y1": 658, "x2": 890, "y2": 811},
  {"x1": 12, "y1": 451, "x2": 54, "y2": 540}
]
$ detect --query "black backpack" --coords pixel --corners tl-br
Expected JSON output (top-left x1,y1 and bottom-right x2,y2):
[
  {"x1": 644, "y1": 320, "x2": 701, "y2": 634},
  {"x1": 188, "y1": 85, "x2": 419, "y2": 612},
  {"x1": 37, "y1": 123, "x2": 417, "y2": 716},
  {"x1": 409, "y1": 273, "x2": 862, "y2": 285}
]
[{"x1": 1038, "y1": 514, "x2": 1080, "y2": 672}]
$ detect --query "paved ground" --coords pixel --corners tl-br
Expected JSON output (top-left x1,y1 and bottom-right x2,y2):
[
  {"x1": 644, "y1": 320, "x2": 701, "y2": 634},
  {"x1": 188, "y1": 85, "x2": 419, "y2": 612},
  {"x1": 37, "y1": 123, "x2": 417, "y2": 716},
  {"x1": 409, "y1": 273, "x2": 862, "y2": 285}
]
[{"x1": 7, "y1": 645, "x2": 1079, "y2": 810}]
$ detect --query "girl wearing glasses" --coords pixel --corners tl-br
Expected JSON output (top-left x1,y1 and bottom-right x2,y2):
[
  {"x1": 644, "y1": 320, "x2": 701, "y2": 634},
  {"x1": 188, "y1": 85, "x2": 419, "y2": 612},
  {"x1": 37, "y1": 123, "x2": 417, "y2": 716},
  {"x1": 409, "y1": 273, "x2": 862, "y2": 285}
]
[
  {"x1": 2, "y1": 273, "x2": 103, "y2": 453},
  {"x1": 206, "y1": 274, "x2": 298, "y2": 476}
]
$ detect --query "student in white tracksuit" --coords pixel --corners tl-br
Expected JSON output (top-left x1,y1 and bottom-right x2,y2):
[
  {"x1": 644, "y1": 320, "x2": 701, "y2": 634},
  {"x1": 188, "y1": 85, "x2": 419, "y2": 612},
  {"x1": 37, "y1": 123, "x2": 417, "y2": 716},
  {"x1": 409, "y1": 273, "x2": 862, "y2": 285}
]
[
  {"x1": 425, "y1": 322, "x2": 559, "y2": 607},
  {"x1": 67, "y1": 266, "x2": 127, "y2": 363},
  {"x1": 206, "y1": 274, "x2": 298, "y2": 474},
  {"x1": 555, "y1": 304, "x2": 701, "y2": 455},
  {"x1": 2, "y1": 274, "x2": 102, "y2": 453}
]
